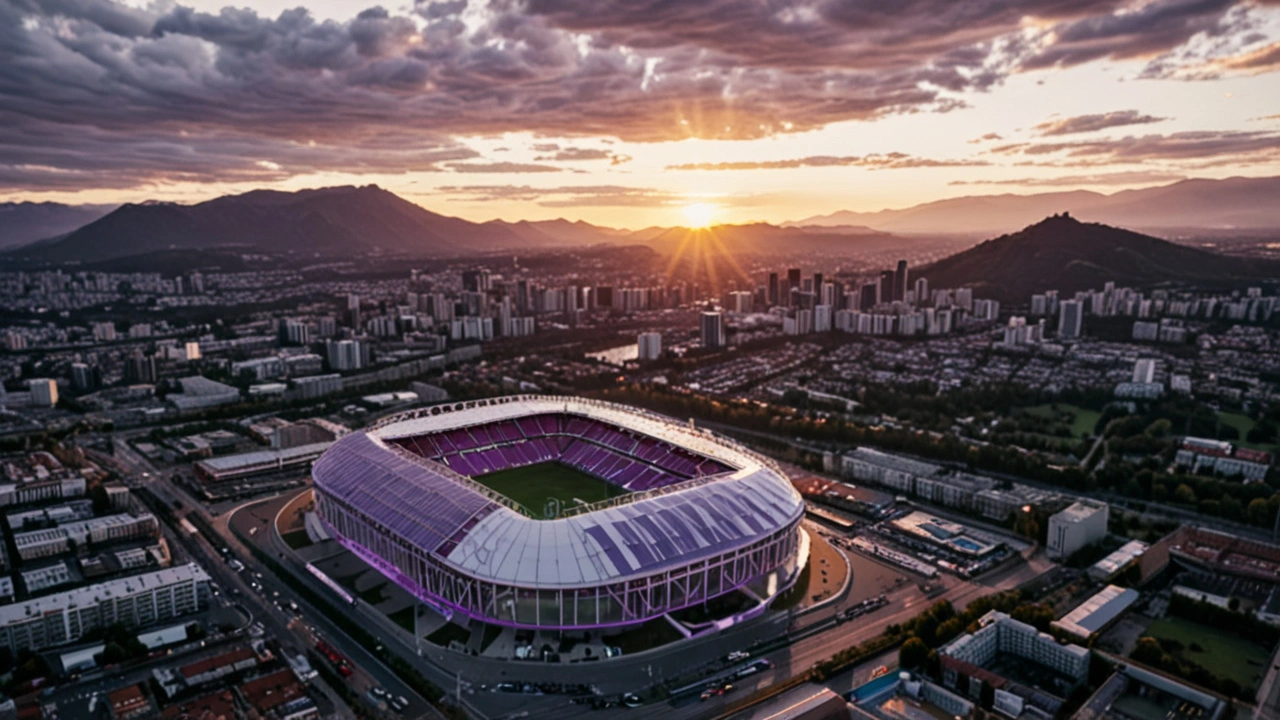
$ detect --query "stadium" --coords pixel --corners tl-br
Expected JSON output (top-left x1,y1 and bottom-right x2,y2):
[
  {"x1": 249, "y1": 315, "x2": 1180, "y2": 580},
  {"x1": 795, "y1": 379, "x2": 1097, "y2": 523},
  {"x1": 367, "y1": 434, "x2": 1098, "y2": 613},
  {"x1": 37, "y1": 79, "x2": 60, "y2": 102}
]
[{"x1": 312, "y1": 395, "x2": 807, "y2": 630}]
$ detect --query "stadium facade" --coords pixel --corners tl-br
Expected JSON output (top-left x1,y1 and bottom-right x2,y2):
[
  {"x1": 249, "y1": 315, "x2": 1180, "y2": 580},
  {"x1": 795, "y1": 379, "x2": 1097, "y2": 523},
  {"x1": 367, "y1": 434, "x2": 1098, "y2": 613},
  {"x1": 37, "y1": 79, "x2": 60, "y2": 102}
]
[{"x1": 312, "y1": 395, "x2": 807, "y2": 630}]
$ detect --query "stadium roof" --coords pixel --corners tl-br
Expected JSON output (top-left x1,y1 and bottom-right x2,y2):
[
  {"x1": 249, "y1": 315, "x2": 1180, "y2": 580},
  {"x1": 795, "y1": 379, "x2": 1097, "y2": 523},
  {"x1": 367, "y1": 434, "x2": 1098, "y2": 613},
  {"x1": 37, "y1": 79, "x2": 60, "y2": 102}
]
[
  {"x1": 1051, "y1": 584, "x2": 1139, "y2": 639},
  {"x1": 313, "y1": 396, "x2": 804, "y2": 588}
]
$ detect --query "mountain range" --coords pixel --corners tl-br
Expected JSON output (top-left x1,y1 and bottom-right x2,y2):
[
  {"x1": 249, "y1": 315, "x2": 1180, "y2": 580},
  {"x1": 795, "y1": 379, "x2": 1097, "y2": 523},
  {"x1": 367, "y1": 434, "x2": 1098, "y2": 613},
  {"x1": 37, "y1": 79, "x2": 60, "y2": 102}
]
[
  {"x1": 789, "y1": 176, "x2": 1280, "y2": 235},
  {"x1": 0, "y1": 201, "x2": 116, "y2": 249},
  {"x1": 915, "y1": 213, "x2": 1280, "y2": 302}
]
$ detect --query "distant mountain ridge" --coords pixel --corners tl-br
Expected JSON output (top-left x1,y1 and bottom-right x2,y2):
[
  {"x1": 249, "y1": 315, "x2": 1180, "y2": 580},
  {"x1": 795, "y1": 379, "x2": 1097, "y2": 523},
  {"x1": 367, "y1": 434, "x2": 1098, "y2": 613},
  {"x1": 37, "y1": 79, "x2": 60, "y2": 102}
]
[
  {"x1": 8, "y1": 186, "x2": 629, "y2": 263},
  {"x1": 916, "y1": 214, "x2": 1280, "y2": 302},
  {"x1": 789, "y1": 176, "x2": 1280, "y2": 235},
  {"x1": 0, "y1": 201, "x2": 116, "y2": 249}
]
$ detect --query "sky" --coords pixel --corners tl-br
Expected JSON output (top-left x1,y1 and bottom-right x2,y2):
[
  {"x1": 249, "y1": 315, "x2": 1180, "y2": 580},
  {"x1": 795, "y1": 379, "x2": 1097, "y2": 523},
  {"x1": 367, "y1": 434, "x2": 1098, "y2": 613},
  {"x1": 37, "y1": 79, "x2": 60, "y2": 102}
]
[{"x1": 2, "y1": 0, "x2": 1279, "y2": 228}]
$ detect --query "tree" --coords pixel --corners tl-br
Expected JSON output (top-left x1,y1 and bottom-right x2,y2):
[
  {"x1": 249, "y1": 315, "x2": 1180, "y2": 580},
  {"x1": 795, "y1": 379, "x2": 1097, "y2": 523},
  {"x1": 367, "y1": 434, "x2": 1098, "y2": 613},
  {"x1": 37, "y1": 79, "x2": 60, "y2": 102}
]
[
  {"x1": 1131, "y1": 637, "x2": 1164, "y2": 666},
  {"x1": 1248, "y1": 498, "x2": 1272, "y2": 526},
  {"x1": 900, "y1": 637, "x2": 930, "y2": 669},
  {"x1": 1174, "y1": 484, "x2": 1197, "y2": 506}
]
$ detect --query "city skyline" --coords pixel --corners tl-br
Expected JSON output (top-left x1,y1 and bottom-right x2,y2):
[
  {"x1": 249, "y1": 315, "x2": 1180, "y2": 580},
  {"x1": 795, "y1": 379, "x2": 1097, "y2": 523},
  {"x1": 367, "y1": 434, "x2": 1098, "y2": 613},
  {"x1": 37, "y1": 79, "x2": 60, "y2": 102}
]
[{"x1": 2, "y1": 0, "x2": 1278, "y2": 227}]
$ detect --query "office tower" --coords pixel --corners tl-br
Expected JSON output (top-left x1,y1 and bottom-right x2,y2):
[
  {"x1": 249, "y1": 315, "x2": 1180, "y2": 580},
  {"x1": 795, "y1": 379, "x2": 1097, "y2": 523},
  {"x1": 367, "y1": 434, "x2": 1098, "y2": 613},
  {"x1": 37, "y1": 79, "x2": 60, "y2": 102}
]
[
  {"x1": 700, "y1": 311, "x2": 725, "y2": 349},
  {"x1": 596, "y1": 286, "x2": 614, "y2": 308},
  {"x1": 1031, "y1": 294, "x2": 1047, "y2": 316},
  {"x1": 880, "y1": 270, "x2": 895, "y2": 305},
  {"x1": 462, "y1": 269, "x2": 491, "y2": 293},
  {"x1": 729, "y1": 291, "x2": 752, "y2": 314},
  {"x1": 914, "y1": 278, "x2": 928, "y2": 306},
  {"x1": 1133, "y1": 358, "x2": 1157, "y2": 384},
  {"x1": 786, "y1": 268, "x2": 801, "y2": 304},
  {"x1": 894, "y1": 260, "x2": 908, "y2": 302},
  {"x1": 813, "y1": 273, "x2": 823, "y2": 294},
  {"x1": 28, "y1": 379, "x2": 58, "y2": 407},
  {"x1": 1058, "y1": 300, "x2": 1084, "y2": 339},
  {"x1": 517, "y1": 279, "x2": 531, "y2": 313},
  {"x1": 637, "y1": 332, "x2": 662, "y2": 361},
  {"x1": 124, "y1": 351, "x2": 157, "y2": 385},
  {"x1": 768, "y1": 273, "x2": 779, "y2": 306},
  {"x1": 499, "y1": 296, "x2": 513, "y2": 336},
  {"x1": 860, "y1": 283, "x2": 879, "y2": 311}
]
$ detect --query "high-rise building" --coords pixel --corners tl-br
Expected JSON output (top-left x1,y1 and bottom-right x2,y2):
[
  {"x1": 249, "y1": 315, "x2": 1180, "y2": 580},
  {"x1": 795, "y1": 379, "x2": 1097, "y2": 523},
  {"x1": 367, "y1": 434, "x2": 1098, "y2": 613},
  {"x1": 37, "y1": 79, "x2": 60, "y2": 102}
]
[
  {"x1": 1133, "y1": 358, "x2": 1157, "y2": 384},
  {"x1": 1059, "y1": 300, "x2": 1084, "y2": 339},
  {"x1": 814, "y1": 304, "x2": 832, "y2": 332},
  {"x1": 596, "y1": 286, "x2": 614, "y2": 308},
  {"x1": 92, "y1": 322, "x2": 117, "y2": 342},
  {"x1": 124, "y1": 351, "x2": 157, "y2": 385},
  {"x1": 860, "y1": 283, "x2": 879, "y2": 311},
  {"x1": 914, "y1": 278, "x2": 928, "y2": 306},
  {"x1": 326, "y1": 339, "x2": 366, "y2": 371},
  {"x1": 786, "y1": 268, "x2": 801, "y2": 304},
  {"x1": 71, "y1": 363, "x2": 101, "y2": 393},
  {"x1": 893, "y1": 260, "x2": 908, "y2": 302},
  {"x1": 700, "y1": 311, "x2": 725, "y2": 349},
  {"x1": 1047, "y1": 502, "x2": 1108, "y2": 559},
  {"x1": 767, "y1": 272, "x2": 779, "y2": 306},
  {"x1": 28, "y1": 379, "x2": 57, "y2": 407},
  {"x1": 462, "y1": 269, "x2": 491, "y2": 293},
  {"x1": 729, "y1": 291, "x2": 752, "y2": 314},
  {"x1": 880, "y1": 270, "x2": 895, "y2": 305},
  {"x1": 637, "y1": 332, "x2": 662, "y2": 361}
]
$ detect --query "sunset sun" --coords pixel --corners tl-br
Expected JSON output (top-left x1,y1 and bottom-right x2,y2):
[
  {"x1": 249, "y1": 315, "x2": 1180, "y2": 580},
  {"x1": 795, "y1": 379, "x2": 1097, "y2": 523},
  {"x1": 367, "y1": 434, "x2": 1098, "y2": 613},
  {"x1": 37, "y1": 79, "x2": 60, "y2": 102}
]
[{"x1": 682, "y1": 203, "x2": 718, "y2": 228}]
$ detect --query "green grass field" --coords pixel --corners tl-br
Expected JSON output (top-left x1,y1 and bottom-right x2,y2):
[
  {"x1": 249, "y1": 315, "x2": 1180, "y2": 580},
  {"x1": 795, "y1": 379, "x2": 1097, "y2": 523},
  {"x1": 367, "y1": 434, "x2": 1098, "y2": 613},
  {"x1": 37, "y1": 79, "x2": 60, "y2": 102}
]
[
  {"x1": 1022, "y1": 404, "x2": 1102, "y2": 438},
  {"x1": 474, "y1": 462, "x2": 628, "y2": 517},
  {"x1": 1142, "y1": 617, "x2": 1270, "y2": 692},
  {"x1": 1217, "y1": 412, "x2": 1273, "y2": 451}
]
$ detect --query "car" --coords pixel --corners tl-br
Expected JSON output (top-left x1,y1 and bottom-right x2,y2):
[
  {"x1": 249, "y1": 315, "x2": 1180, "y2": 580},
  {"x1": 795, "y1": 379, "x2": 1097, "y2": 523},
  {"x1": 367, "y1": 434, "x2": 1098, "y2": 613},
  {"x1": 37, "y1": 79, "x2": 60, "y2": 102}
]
[
  {"x1": 392, "y1": 696, "x2": 409, "y2": 711},
  {"x1": 370, "y1": 687, "x2": 388, "y2": 700},
  {"x1": 621, "y1": 693, "x2": 643, "y2": 708}
]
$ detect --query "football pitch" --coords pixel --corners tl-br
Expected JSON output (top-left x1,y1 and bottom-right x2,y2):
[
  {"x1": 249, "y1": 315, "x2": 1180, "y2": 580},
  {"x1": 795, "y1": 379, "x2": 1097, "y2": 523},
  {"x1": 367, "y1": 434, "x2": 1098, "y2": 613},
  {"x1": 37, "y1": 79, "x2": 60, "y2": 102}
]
[{"x1": 473, "y1": 462, "x2": 628, "y2": 517}]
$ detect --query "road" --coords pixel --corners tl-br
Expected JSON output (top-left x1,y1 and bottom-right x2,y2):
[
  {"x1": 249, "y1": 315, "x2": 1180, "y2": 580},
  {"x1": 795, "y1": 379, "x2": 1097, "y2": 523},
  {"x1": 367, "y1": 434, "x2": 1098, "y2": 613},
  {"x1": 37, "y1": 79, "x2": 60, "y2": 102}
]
[
  {"x1": 696, "y1": 418, "x2": 1278, "y2": 543},
  {"x1": 232, "y1": 484, "x2": 1011, "y2": 720}
]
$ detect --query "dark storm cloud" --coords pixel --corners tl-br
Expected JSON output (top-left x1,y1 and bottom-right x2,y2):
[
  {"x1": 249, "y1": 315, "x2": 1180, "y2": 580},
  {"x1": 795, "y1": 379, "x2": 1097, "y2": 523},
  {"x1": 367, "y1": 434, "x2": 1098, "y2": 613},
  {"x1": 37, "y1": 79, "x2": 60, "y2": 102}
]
[
  {"x1": 1, "y1": 0, "x2": 1276, "y2": 191},
  {"x1": 1034, "y1": 110, "x2": 1168, "y2": 136}
]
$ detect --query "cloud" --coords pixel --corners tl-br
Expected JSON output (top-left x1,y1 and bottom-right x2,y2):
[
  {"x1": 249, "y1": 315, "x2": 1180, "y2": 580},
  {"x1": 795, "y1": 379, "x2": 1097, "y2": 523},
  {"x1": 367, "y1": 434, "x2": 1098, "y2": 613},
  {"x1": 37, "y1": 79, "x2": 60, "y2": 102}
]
[
  {"x1": 535, "y1": 147, "x2": 614, "y2": 161},
  {"x1": 666, "y1": 153, "x2": 988, "y2": 171},
  {"x1": 989, "y1": 130, "x2": 1280, "y2": 164},
  {"x1": 0, "y1": 0, "x2": 1275, "y2": 192},
  {"x1": 437, "y1": 184, "x2": 681, "y2": 207},
  {"x1": 447, "y1": 162, "x2": 563, "y2": 173},
  {"x1": 1033, "y1": 110, "x2": 1168, "y2": 136},
  {"x1": 968, "y1": 132, "x2": 1003, "y2": 143},
  {"x1": 950, "y1": 171, "x2": 1187, "y2": 186}
]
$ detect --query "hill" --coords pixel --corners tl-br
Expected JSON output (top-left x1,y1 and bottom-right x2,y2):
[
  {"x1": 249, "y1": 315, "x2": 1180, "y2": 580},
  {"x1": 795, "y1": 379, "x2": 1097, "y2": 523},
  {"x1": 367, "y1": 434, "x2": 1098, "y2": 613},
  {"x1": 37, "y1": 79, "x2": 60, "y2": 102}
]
[
  {"x1": 0, "y1": 202, "x2": 116, "y2": 249},
  {"x1": 789, "y1": 176, "x2": 1280, "y2": 235},
  {"x1": 916, "y1": 214, "x2": 1280, "y2": 303},
  {"x1": 7, "y1": 185, "x2": 604, "y2": 263}
]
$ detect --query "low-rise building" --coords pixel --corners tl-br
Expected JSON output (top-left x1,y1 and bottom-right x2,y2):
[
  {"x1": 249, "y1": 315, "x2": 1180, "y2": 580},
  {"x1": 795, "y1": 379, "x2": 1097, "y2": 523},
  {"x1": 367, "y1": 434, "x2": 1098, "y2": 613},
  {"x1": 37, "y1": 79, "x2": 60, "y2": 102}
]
[{"x1": 0, "y1": 563, "x2": 210, "y2": 652}]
